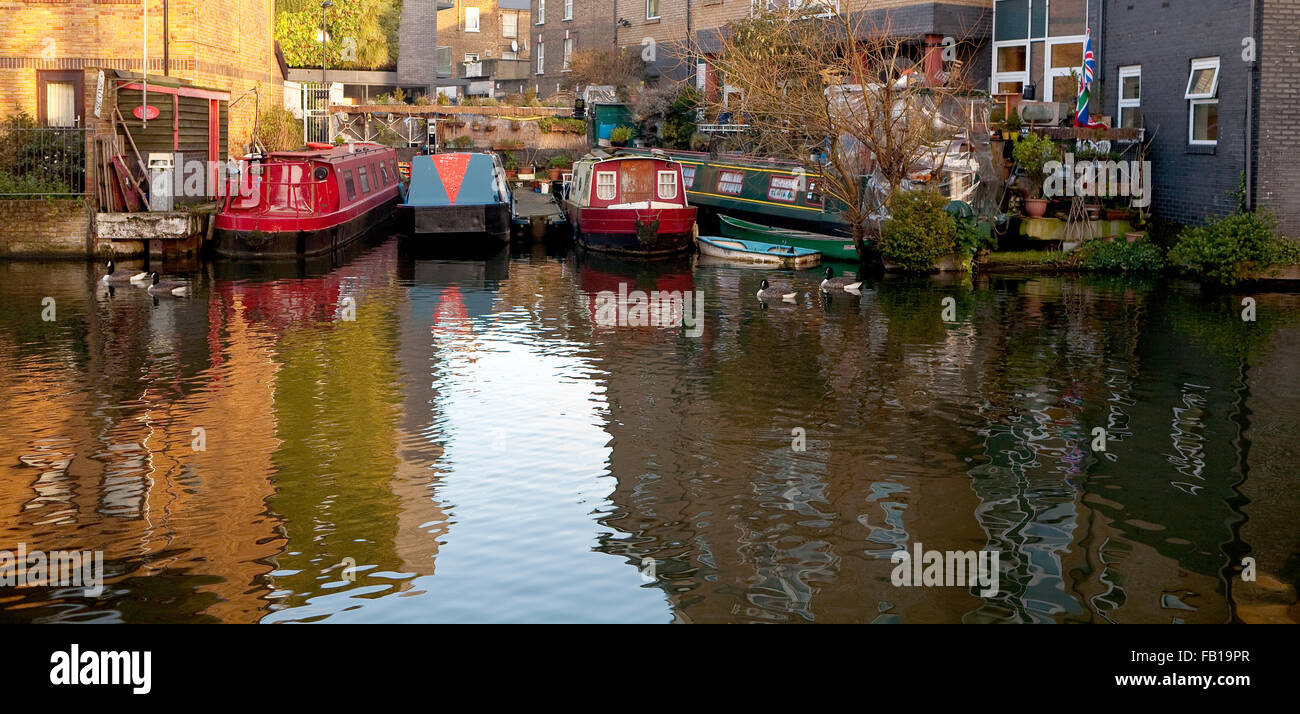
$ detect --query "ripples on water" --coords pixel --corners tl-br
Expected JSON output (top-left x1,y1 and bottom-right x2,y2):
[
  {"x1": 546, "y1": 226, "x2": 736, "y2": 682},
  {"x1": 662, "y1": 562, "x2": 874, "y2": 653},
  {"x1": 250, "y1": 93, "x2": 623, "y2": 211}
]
[{"x1": 0, "y1": 238, "x2": 1297, "y2": 623}]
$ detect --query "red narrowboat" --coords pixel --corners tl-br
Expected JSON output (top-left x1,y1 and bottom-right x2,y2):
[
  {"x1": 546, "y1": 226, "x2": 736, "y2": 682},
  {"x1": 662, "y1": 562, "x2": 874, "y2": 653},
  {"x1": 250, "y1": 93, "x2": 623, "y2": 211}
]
[
  {"x1": 564, "y1": 153, "x2": 698, "y2": 257},
  {"x1": 213, "y1": 142, "x2": 401, "y2": 259}
]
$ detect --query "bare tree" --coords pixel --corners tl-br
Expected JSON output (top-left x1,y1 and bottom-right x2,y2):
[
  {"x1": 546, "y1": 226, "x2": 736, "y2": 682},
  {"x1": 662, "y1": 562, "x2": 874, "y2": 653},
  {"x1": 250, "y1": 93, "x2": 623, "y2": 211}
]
[
  {"x1": 697, "y1": 5, "x2": 976, "y2": 253},
  {"x1": 566, "y1": 46, "x2": 647, "y2": 92}
]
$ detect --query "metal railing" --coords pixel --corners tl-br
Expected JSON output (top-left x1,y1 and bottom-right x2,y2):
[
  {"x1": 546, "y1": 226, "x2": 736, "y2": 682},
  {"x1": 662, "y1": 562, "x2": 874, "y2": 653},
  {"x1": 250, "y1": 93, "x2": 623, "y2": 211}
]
[{"x1": 0, "y1": 121, "x2": 91, "y2": 198}]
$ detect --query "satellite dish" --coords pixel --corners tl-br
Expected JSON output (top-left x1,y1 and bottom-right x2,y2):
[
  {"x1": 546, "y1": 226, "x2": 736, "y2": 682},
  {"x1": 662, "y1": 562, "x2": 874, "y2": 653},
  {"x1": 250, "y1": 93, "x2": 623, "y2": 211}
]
[{"x1": 511, "y1": 40, "x2": 519, "y2": 53}]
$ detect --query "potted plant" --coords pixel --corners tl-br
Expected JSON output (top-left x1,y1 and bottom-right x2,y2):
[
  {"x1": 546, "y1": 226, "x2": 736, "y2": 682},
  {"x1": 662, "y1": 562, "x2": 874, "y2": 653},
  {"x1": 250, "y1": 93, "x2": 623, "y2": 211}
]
[
  {"x1": 610, "y1": 125, "x2": 635, "y2": 147},
  {"x1": 547, "y1": 154, "x2": 571, "y2": 181},
  {"x1": 1011, "y1": 131, "x2": 1058, "y2": 219},
  {"x1": 504, "y1": 152, "x2": 519, "y2": 179}
]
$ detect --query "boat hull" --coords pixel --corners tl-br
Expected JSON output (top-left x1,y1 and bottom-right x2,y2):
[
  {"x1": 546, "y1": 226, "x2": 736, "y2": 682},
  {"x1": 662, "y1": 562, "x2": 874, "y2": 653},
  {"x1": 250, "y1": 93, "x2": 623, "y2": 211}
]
[
  {"x1": 398, "y1": 202, "x2": 512, "y2": 244},
  {"x1": 567, "y1": 204, "x2": 697, "y2": 257},
  {"x1": 719, "y1": 215, "x2": 859, "y2": 262},
  {"x1": 212, "y1": 195, "x2": 398, "y2": 260},
  {"x1": 695, "y1": 236, "x2": 821, "y2": 268}
]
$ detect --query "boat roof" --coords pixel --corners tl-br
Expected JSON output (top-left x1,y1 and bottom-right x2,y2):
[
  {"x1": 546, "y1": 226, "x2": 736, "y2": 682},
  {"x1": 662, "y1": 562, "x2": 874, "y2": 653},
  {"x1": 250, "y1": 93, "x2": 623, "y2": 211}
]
[
  {"x1": 267, "y1": 143, "x2": 393, "y2": 161},
  {"x1": 406, "y1": 152, "x2": 504, "y2": 206}
]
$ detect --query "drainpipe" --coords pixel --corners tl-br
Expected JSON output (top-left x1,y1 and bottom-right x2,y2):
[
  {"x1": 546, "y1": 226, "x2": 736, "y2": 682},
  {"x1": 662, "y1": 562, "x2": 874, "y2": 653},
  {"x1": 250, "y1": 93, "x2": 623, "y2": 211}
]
[
  {"x1": 1246, "y1": 0, "x2": 1258, "y2": 210},
  {"x1": 163, "y1": 0, "x2": 169, "y2": 76},
  {"x1": 687, "y1": 0, "x2": 694, "y2": 87}
]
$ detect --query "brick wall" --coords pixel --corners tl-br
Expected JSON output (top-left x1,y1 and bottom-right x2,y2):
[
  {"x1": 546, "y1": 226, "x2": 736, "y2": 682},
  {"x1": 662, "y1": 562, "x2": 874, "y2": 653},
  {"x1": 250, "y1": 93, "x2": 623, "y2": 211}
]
[
  {"x1": 0, "y1": 0, "x2": 281, "y2": 148},
  {"x1": 1102, "y1": 0, "x2": 1253, "y2": 228},
  {"x1": 1256, "y1": 0, "x2": 1300, "y2": 237},
  {"x1": 439, "y1": 1, "x2": 532, "y2": 87},
  {"x1": 399, "y1": 0, "x2": 441, "y2": 88},
  {"x1": 0, "y1": 199, "x2": 92, "y2": 257},
  {"x1": 531, "y1": 0, "x2": 614, "y2": 96}
]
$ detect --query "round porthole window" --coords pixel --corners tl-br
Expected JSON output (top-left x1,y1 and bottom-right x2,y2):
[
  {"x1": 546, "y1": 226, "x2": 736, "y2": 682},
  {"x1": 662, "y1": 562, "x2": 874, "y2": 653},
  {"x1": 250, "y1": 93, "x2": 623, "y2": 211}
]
[{"x1": 313, "y1": 166, "x2": 329, "y2": 181}]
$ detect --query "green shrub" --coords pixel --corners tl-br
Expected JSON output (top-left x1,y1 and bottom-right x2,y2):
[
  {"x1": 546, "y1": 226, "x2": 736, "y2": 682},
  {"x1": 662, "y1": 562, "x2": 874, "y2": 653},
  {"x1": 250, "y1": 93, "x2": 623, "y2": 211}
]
[
  {"x1": 1011, "y1": 132, "x2": 1058, "y2": 199},
  {"x1": 610, "y1": 125, "x2": 635, "y2": 144},
  {"x1": 952, "y1": 213, "x2": 994, "y2": 257},
  {"x1": 547, "y1": 154, "x2": 572, "y2": 169},
  {"x1": 1079, "y1": 238, "x2": 1167, "y2": 274},
  {"x1": 880, "y1": 190, "x2": 956, "y2": 271},
  {"x1": 1168, "y1": 210, "x2": 1286, "y2": 285},
  {"x1": 538, "y1": 117, "x2": 586, "y2": 134},
  {"x1": 446, "y1": 136, "x2": 473, "y2": 149}
]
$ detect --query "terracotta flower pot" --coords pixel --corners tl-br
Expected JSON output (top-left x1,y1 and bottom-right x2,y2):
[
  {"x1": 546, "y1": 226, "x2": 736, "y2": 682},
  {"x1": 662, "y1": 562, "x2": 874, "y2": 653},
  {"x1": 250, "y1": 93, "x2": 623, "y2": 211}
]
[
  {"x1": 1023, "y1": 198, "x2": 1048, "y2": 218},
  {"x1": 548, "y1": 168, "x2": 563, "y2": 181}
]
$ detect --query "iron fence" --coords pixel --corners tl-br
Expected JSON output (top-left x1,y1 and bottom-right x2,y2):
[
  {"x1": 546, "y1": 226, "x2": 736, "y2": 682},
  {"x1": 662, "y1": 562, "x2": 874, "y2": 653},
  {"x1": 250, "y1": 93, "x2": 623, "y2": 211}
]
[{"x1": 0, "y1": 121, "x2": 92, "y2": 197}]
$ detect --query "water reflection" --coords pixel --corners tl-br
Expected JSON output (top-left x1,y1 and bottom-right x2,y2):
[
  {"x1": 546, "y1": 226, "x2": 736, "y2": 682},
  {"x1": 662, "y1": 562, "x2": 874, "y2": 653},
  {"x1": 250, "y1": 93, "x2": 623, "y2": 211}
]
[{"x1": 0, "y1": 240, "x2": 1297, "y2": 623}]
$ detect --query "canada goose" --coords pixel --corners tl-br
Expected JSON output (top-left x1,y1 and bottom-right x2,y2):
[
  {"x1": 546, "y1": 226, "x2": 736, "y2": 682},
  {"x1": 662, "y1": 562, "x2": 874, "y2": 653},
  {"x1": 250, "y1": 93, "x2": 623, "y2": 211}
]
[
  {"x1": 100, "y1": 260, "x2": 149, "y2": 285},
  {"x1": 146, "y1": 272, "x2": 190, "y2": 298},
  {"x1": 820, "y1": 267, "x2": 862, "y2": 293},
  {"x1": 756, "y1": 279, "x2": 797, "y2": 302}
]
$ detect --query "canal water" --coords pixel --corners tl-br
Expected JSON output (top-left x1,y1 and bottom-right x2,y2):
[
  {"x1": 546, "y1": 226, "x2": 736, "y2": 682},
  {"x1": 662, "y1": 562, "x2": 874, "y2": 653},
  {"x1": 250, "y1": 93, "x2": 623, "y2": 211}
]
[{"x1": 1, "y1": 236, "x2": 1297, "y2": 623}]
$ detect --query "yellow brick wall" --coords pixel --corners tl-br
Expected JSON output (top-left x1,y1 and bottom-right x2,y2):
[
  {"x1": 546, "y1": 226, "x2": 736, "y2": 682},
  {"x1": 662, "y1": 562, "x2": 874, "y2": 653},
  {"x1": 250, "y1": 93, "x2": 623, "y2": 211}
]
[{"x1": 0, "y1": 0, "x2": 281, "y2": 151}]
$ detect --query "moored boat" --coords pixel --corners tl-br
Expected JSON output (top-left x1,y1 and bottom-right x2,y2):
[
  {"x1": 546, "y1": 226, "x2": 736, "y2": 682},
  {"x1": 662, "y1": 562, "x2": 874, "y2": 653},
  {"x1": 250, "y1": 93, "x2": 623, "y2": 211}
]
[
  {"x1": 719, "y1": 215, "x2": 859, "y2": 262},
  {"x1": 398, "y1": 152, "x2": 512, "y2": 249},
  {"x1": 565, "y1": 152, "x2": 698, "y2": 257},
  {"x1": 213, "y1": 142, "x2": 400, "y2": 259},
  {"x1": 696, "y1": 235, "x2": 821, "y2": 268}
]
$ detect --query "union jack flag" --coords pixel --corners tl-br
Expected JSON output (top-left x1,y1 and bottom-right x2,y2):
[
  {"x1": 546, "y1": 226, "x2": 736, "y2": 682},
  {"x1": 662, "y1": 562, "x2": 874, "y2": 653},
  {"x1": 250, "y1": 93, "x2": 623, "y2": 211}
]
[{"x1": 1075, "y1": 30, "x2": 1099, "y2": 126}]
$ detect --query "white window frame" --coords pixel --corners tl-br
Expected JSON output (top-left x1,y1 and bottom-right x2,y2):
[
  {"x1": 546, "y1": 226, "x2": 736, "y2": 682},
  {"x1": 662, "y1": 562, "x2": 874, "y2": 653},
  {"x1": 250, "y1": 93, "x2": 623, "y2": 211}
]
[
  {"x1": 1117, "y1": 64, "x2": 1141, "y2": 129},
  {"x1": 596, "y1": 170, "x2": 617, "y2": 200},
  {"x1": 647, "y1": 0, "x2": 660, "y2": 20},
  {"x1": 563, "y1": 37, "x2": 574, "y2": 72},
  {"x1": 1186, "y1": 57, "x2": 1220, "y2": 146},
  {"x1": 992, "y1": 40, "x2": 1029, "y2": 95},
  {"x1": 1043, "y1": 36, "x2": 1086, "y2": 103},
  {"x1": 717, "y1": 170, "x2": 744, "y2": 195},
  {"x1": 537, "y1": 0, "x2": 545, "y2": 24},
  {"x1": 465, "y1": 6, "x2": 480, "y2": 32},
  {"x1": 536, "y1": 42, "x2": 544, "y2": 75},
  {"x1": 564, "y1": 0, "x2": 573, "y2": 20},
  {"x1": 464, "y1": 53, "x2": 480, "y2": 63},
  {"x1": 656, "y1": 170, "x2": 678, "y2": 200},
  {"x1": 502, "y1": 11, "x2": 518, "y2": 38}
]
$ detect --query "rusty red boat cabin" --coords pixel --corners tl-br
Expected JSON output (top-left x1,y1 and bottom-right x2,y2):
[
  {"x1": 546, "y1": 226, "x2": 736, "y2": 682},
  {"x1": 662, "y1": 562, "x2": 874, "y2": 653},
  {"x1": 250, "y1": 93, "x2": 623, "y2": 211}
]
[
  {"x1": 565, "y1": 154, "x2": 698, "y2": 257},
  {"x1": 213, "y1": 142, "x2": 401, "y2": 259}
]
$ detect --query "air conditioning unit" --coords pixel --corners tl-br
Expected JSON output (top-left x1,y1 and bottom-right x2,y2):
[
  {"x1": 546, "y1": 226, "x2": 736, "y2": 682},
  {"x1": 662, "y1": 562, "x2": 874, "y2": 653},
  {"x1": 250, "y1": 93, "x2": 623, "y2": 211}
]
[{"x1": 1018, "y1": 101, "x2": 1071, "y2": 126}]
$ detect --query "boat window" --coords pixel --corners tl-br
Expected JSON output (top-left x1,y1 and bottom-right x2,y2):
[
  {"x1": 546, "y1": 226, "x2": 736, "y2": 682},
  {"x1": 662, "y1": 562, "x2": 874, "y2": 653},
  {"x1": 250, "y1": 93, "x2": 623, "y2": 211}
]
[
  {"x1": 596, "y1": 171, "x2": 617, "y2": 200},
  {"x1": 359, "y1": 166, "x2": 371, "y2": 193},
  {"x1": 372, "y1": 162, "x2": 381, "y2": 185},
  {"x1": 767, "y1": 175, "x2": 799, "y2": 203},
  {"x1": 681, "y1": 165, "x2": 696, "y2": 189},
  {"x1": 717, "y1": 170, "x2": 744, "y2": 195},
  {"x1": 343, "y1": 170, "x2": 356, "y2": 200},
  {"x1": 656, "y1": 170, "x2": 678, "y2": 200},
  {"x1": 379, "y1": 161, "x2": 390, "y2": 185}
]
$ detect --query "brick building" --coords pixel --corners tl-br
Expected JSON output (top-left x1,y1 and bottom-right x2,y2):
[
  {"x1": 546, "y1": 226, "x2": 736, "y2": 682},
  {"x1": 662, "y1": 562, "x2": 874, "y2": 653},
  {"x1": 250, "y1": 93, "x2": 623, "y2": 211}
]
[
  {"x1": 0, "y1": 0, "x2": 284, "y2": 147},
  {"x1": 530, "y1": 0, "x2": 614, "y2": 96},
  {"x1": 436, "y1": 0, "x2": 534, "y2": 98},
  {"x1": 991, "y1": 0, "x2": 1299, "y2": 235}
]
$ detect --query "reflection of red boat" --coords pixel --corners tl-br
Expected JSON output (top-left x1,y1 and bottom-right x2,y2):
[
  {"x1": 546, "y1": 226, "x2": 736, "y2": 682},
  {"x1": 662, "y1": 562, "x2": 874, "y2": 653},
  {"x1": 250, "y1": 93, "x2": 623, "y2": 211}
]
[
  {"x1": 566, "y1": 154, "x2": 697, "y2": 257},
  {"x1": 213, "y1": 143, "x2": 400, "y2": 259}
]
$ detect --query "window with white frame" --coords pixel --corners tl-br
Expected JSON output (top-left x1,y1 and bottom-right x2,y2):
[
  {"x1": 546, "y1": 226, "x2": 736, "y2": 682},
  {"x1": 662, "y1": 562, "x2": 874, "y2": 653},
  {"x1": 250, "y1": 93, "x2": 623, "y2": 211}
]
[
  {"x1": 991, "y1": 0, "x2": 1088, "y2": 97},
  {"x1": 717, "y1": 170, "x2": 744, "y2": 195},
  {"x1": 465, "y1": 6, "x2": 480, "y2": 32},
  {"x1": 564, "y1": 0, "x2": 572, "y2": 20},
  {"x1": 647, "y1": 0, "x2": 660, "y2": 20},
  {"x1": 682, "y1": 164, "x2": 696, "y2": 188},
  {"x1": 1186, "y1": 57, "x2": 1219, "y2": 145},
  {"x1": 536, "y1": 42, "x2": 544, "y2": 74},
  {"x1": 596, "y1": 171, "x2": 617, "y2": 200},
  {"x1": 563, "y1": 37, "x2": 574, "y2": 71},
  {"x1": 656, "y1": 170, "x2": 678, "y2": 200},
  {"x1": 537, "y1": 0, "x2": 545, "y2": 23},
  {"x1": 502, "y1": 11, "x2": 518, "y2": 38},
  {"x1": 1117, "y1": 65, "x2": 1141, "y2": 129}
]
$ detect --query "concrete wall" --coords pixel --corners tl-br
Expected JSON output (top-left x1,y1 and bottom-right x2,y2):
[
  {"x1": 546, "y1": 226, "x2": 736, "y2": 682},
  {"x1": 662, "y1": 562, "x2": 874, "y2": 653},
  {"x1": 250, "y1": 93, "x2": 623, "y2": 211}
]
[{"x1": 0, "y1": 199, "x2": 92, "y2": 257}]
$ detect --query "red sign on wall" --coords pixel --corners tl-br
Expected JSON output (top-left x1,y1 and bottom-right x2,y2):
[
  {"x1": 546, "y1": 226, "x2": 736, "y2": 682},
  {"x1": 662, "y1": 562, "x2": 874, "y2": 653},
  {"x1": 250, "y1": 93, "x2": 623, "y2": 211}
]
[{"x1": 132, "y1": 105, "x2": 161, "y2": 121}]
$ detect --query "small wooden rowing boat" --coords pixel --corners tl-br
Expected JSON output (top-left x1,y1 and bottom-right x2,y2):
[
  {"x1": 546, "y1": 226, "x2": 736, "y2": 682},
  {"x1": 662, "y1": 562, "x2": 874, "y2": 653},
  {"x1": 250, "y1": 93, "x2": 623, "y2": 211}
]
[
  {"x1": 696, "y1": 235, "x2": 821, "y2": 268},
  {"x1": 719, "y1": 215, "x2": 858, "y2": 262}
]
